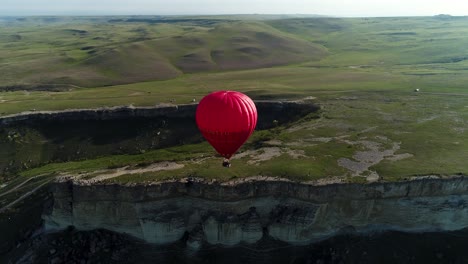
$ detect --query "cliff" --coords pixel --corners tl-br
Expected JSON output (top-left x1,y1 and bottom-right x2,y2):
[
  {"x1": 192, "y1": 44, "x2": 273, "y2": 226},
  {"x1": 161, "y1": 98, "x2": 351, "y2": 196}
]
[
  {"x1": 0, "y1": 101, "x2": 318, "y2": 126},
  {"x1": 0, "y1": 101, "x2": 319, "y2": 174},
  {"x1": 44, "y1": 176, "x2": 468, "y2": 248}
]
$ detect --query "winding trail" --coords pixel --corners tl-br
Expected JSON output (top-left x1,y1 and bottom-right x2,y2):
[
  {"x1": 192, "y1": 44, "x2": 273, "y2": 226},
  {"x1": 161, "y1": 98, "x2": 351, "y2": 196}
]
[
  {"x1": 0, "y1": 179, "x2": 52, "y2": 214},
  {"x1": 59, "y1": 161, "x2": 186, "y2": 184},
  {"x1": 0, "y1": 176, "x2": 39, "y2": 198}
]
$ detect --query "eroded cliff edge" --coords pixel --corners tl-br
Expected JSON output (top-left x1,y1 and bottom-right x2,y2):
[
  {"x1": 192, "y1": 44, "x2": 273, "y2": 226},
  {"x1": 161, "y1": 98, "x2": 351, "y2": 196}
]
[
  {"x1": 44, "y1": 176, "x2": 468, "y2": 249},
  {"x1": 0, "y1": 101, "x2": 318, "y2": 174}
]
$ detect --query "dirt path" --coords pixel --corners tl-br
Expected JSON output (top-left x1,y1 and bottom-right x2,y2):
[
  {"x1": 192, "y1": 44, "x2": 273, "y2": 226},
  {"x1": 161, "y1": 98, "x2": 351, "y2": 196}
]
[
  {"x1": 0, "y1": 179, "x2": 52, "y2": 213},
  {"x1": 77, "y1": 161, "x2": 184, "y2": 183},
  {"x1": 0, "y1": 176, "x2": 39, "y2": 198}
]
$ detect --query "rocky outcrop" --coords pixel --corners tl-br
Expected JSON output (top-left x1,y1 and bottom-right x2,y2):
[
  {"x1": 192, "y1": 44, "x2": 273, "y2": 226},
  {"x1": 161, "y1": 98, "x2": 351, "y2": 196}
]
[{"x1": 44, "y1": 176, "x2": 468, "y2": 247}]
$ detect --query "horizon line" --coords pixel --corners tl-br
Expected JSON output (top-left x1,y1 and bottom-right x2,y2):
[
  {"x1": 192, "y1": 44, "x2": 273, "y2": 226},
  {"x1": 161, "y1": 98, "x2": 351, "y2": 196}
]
[{"x1": 0, "y1": 13, "x2": 462, "y2": 18}]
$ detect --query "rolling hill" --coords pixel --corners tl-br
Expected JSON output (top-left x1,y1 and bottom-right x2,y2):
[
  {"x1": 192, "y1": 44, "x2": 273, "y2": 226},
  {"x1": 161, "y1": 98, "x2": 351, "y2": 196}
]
[{"x1": 0, "y1": 17, "x2": 327, "y2": 89}]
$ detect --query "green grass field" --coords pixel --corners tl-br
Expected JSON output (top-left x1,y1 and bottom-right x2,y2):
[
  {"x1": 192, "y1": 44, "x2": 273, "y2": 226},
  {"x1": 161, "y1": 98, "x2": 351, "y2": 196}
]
[{"x1": 0, "y1": 15, "x2": 467, "y2": 185}]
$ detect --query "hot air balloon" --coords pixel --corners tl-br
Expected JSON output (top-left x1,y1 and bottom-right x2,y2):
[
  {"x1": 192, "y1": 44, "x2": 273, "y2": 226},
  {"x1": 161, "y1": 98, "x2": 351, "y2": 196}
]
[{"x1": 196, "y1": 91, "x2": 257, "y2": 167}]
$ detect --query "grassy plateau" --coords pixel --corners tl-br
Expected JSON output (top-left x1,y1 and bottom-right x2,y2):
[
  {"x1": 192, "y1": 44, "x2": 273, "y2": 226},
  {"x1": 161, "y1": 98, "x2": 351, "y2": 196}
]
[{"x1": 0, "y1": 15, "x2": 467, "y2": 188}]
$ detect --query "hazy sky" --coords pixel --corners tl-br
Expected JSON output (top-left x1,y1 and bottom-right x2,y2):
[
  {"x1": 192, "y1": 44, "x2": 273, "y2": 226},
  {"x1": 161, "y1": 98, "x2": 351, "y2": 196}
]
[{"x1": 2, "y1": 0, "x2": 468, "y2": 17}]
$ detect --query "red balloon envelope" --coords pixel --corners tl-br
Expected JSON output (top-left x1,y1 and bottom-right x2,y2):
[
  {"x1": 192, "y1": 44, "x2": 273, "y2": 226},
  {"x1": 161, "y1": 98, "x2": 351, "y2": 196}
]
[{"x1": 196, "y1": 91, "x2": 257, "y2": 159}]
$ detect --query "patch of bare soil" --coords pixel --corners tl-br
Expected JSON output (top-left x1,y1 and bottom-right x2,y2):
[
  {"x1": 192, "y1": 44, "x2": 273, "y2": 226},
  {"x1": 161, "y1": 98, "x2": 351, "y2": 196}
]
[
  {"x1": 286, "y1": 149, "x2": 306, "y2": 159},
  {"x1": 308, "y1": 137, "x2": 333, "y2": 143},
  {"x1": 386, "y1": 153, "x2": 414, "y2": 161},
  {"x1": 67, "y1": 162, "x2": 184, "y2": 184},
  {"x1": 306, "y1": 176, "x2": 345, "y2": 185},
  {"x1": 337, "y1": 138, "x2": 413, "y2": 182},
  {"x1": 247, "y1": 147, "x2": 282, "y2": 165},
  {"x1": 233, "y1": 147, "x2": 307, "y2": 165},
  {"x1": 264, "y1": 139, "x2": 283, "y2": 146}
]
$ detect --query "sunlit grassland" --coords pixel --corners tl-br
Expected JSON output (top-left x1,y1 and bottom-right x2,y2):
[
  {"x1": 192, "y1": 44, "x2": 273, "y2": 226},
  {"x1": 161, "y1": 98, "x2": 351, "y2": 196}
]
[
  {"x1": 1, "y1": 64, "x2": 466, "y2": 115},
  {"x1": 18, "y1": 142, "x2": 210, "y2": 178},
  {"x1": 13, "y1": 88, "x2": 468, "y2": 183},
  {"x1": 0, "y1": 16, "x2": 326, "y2": 90},
  {"x1": 3, "y1": 16, "x2": 468, "y2": 114},
  {"x1": 0, "y1": 66, "x2": 401, "y2": 115},
  {"x1": 1, "y1": 15, "x2": 467, "y2": 183}
]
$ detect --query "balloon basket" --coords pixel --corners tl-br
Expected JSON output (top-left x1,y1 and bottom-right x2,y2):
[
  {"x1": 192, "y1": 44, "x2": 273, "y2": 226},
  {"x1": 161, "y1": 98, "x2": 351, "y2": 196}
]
[{"x1": 222, "y1": 159, "x2": 231, "y2": 168}]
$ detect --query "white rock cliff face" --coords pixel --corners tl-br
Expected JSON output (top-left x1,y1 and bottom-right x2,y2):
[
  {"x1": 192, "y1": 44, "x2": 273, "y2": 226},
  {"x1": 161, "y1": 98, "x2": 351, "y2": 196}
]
[{"x1": 44, "y1": 177, "x2": 468, "y2": 247}]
